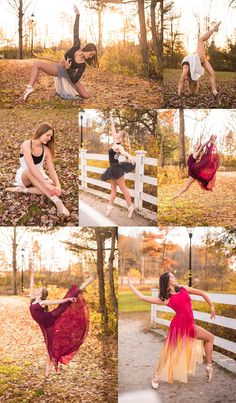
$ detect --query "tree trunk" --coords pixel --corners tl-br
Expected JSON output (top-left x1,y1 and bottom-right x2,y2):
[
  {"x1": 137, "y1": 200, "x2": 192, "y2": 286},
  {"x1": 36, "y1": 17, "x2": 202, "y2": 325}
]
[
  {"x1": 98, "y1": 5, "x2": 103, "y2": 56},
  {"x1": 95, "y1": 228, "x2": 107, "y2": 330},
  {"x1": 150, "y1": 0, "x2": 163, "y2": 79},
  {"x1": 108, "y1": 228, "x2": 118, "y2": 315},
  {"x1": 12, "y1": 226, "x2": 18, "y2": 295},
  {"x1": 159, "y1": 132, "x2": 164, "y2": 167},
  {"x1": 137, "y1": 0, "x2": 149, "y2": 76},
  {"x1": 18, "y1": 0, "x2": 23, "y2": 59},
  {"x1": 179, "y1": 109, "x2": 186, "y2": 168}
]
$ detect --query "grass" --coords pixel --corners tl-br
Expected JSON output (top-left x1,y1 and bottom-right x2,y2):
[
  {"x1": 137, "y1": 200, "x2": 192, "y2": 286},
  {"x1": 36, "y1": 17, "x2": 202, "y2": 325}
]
[{"x1": 119, "y1": 290, "x2": 152, "y2": 313}]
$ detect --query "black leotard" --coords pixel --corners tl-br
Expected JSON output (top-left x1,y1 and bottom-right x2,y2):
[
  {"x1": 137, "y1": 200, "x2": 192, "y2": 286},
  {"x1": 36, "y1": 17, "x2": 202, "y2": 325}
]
[
  {"x1": 20, "y1": 141, "x2": 44, "y2": 165},
  {"x1": 64, "y1": 15, "x2": 86, "y2": 84}
]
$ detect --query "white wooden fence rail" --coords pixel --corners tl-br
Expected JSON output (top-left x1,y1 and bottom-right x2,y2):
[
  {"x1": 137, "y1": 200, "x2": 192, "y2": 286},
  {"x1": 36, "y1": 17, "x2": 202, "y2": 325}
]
[
  {"x1": 79, "y1": 149, "x2": 157, "y2": 221},
  {"x1": 151, "y1": 288, "x2": 236, "y2": 354}
]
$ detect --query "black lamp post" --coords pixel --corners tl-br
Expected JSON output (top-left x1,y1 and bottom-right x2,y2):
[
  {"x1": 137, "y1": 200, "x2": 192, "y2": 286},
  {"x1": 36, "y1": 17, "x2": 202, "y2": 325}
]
[
  {"x1": 79, "y1": 109, "x2": 85, "y2": 147},
  {"x1": 21, "y1": 247, "x2": 25, "y2": 293},
  {"x1": 187, "y1": 228, "x2": 194, "y2": 287}
]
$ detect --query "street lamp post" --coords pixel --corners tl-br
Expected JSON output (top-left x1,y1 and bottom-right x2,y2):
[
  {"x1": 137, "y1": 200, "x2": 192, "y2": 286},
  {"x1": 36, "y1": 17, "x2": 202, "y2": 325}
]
[
  {"x1": 187, "y1": 228, "x2": 194, "y2": 287},
  {"x1": 21, "y1": 247, "x2": 25, "y2": 293},
  {"x1": 79, "y1": 109, "x2": 85, "y2": 147}
]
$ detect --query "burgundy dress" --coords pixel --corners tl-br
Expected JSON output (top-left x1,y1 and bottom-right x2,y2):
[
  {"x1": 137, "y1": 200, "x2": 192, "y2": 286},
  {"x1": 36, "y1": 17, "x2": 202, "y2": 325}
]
[
  {"x1": 188, "y1": 143, "x2": 219, "y2": 191},
  {"x1": 30, "y1": 285, "x2": 89, "y2": 370}
]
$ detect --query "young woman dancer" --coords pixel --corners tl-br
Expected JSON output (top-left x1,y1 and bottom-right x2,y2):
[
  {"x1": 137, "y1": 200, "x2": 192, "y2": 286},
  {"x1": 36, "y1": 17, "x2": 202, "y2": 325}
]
[
  {"x1": 178, "y1": 22, "x2": 221, "y2": 96},
  {"x1": 6, "y1": 122, "x2": 70, "y2": 216},
  {"x1": 101, "y1": 113, "x2": 136, "y2": 219},
  {"x1": 30, "y1": 266, "x2": 94, "y2": 377},
  {"x1": 173, "y1": 134, "x2": 219, "y2": 199},
  {"x1": 22, "y1": 5, "x2": 98, "y2": 101},
  {"x1": 128, "y1": 272, "x2": 215, "y2": 388}
]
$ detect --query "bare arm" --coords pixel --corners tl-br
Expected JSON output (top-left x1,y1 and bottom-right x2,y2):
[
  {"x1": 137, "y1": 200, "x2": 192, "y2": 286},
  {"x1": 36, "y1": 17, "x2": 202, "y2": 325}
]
[
  {"x1": 184, "y1": 285, "x2": 215, "y2": 319},
  {"x1": 30, "y1": 266, "x2": 35, "y2": 299},
  {"x1": 79, "y1": 276, "x2": 94, "y2": 290},
  {"x1": 39, "y1": 297, "x2": 77, "y2": 307},
  {"x1": 44, "y1": 148, "x2": 61, "y2": 189},
  {"x1": 178, "y1": 66, "x2": 189, "y2": 95},
  {"x1": 110, "y1": 113, "x2": 117, "y2": 142},
  {"x1": 22, "y1": 141, "x2": 50, "y2": 186},
  {"x1": 73, "y1": 12, "x2": 80, "y2": 45},
  {"x1": 117, "y1": 145, "x2": 136, "y2": 164},
  {"x1": 128, "y1": 274, "x2": 163, "y2": 304}
]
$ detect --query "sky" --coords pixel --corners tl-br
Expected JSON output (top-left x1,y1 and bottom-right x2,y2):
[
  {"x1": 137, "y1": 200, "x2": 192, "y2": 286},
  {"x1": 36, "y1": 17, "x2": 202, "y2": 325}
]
[
  {"x1": 0, "y1": 0, "x2": 235, "y2": 49},
  {"x1": 0, "y1": 228, "x2": 81, "y2": 272},
  {"x1": 118, "y1": 226, "x2": 220, "y2": 248}
]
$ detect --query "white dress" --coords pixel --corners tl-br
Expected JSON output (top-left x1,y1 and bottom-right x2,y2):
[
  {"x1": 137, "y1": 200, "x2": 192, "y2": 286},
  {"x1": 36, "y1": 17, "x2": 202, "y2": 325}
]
[
  {"x1": 14, "y1": 149, "x2": 49, "y2": 188},
  {"x1": 181, "y1": 54, "x2": 205, "y2": 81}
]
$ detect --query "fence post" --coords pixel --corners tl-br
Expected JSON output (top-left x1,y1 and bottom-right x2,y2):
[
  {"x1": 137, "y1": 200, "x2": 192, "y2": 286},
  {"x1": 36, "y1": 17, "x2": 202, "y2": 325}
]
[
  {"x1": 134, "y1": 150, "x2": 146, "y2": 210},
  {"x1": 80, "y1": 149, "x2": 88, "y2": 190},
  {"x1": 151, "y1": 288, "x2": 158, "y2": 324}
]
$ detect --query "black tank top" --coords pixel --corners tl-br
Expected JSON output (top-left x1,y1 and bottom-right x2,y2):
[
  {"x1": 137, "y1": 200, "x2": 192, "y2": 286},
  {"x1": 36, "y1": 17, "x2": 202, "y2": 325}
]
[
  {"x1": 20, "y1": 141, "x2": 44, "y2": 165},
  {"x1": 109, "y1": 143, "x2": 121, "y2": 165}
]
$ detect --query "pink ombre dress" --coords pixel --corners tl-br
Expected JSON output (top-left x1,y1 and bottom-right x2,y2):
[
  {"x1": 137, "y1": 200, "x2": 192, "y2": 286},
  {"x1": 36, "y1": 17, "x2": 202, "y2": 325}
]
[
  {"x1": 30, "y1": 285, "x2": 89, "y2": 370},
  {"x1": 188, "y1": 143, "x2": 219, "y2": 191},
  {"x1": 155, "y1": 287, "x2": 204, "y2": 383}
]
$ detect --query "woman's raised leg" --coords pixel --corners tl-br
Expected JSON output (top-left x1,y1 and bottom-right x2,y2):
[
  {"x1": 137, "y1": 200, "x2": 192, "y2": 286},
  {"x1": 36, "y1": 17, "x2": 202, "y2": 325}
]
[
  {"x1": 195, "y1": 325, "x2": 214, "y2": 382},
  {"x1": 23, "y1": 61, "x2": 59, "y2": 101},
  {"x1": 197, "y1": 22, "x2": 221, "y2": 63}
]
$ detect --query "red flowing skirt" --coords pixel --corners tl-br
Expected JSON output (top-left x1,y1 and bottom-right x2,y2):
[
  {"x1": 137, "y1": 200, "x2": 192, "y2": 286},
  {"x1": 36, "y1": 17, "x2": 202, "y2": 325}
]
[{"x1": 188, "y1": 143, "x2": 219, "y2": 191}]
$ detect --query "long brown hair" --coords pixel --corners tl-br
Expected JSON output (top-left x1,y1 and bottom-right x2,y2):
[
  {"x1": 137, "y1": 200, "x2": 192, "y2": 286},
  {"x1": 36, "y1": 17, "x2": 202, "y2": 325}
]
[
  {"x1": 82, "y1": 43, "x2": 99, "y2": 68},
  {"x1": 188, "y1": 77, "x2": 199, "y2": 95},
  {"x1": 120, "y1": 130, "x2": 131, "y2": 155},
  {"x1": 33, "y1": 122, "x2": 55, "y2": 159},
  {"x1": 40, "y1": 287, "x2": 48, "y2": 311}
]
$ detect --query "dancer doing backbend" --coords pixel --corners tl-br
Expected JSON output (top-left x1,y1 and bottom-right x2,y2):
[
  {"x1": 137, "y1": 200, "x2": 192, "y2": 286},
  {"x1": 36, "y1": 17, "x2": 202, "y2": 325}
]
[
  {"x1": 101, "y1": 113, "x2": 136, "y2": 219},
  {"x1": 30, "y1": 266, "x2": 94, "y2": 377},
  {"x1": 173, "y1": 134, "x2": 219, "y2": 199},
  {"x1": 178, "y1": 22, "x2": 221, "y2": 96},
  {"x1": 22, "y1": 5, "x2": 98, "y2": 101},
  {"x1": 128, "y1": 272, "x2": 215, "y2": 388},
  {"x1": 6, "y1": 122, "x2": 70, "y2": 216}
]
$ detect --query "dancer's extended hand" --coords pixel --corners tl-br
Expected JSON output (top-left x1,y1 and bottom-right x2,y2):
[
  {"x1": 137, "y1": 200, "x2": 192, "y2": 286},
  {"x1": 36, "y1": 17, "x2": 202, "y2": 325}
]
[
  {"x1": 67, "y1": 297, "x2": 78, "y2": 303},
  {"x1": 210, "y1": 306, "x2": 216, "y2": 320},
  {"x1": 128, "y1": 156, "x2": 136, "y2": 165}
]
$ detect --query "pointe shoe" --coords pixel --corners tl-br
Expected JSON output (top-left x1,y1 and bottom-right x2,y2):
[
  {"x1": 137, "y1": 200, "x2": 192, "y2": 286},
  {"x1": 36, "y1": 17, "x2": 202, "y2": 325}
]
[
  {"x1": 206, "y1": 364, "x2": 213, "y2": 382},
  {"x1": 56, "y1": 202, "x2": 70, "y2": 217},
  {"x1": 23, "y1": 85, "x2": 34, "y2": 101},
  {"x1": 128, "y1": 204, "x2": 134, "y2": 219},
  {"x1": 106, "y1": 205, "x2": 113, "y2": 217},
  {"x1": 151, "y1": 378, "x2": 159, "y2": 390}
]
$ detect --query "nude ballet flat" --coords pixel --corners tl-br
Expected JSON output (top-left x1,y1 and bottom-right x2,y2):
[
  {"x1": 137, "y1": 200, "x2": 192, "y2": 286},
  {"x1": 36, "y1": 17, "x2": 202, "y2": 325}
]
[
  {"x1": 151, "y1": 378, "x2": 159, "y2": 390},
  {"x1": 206, "y1": 364, "x2": 213, "y2": 382}
]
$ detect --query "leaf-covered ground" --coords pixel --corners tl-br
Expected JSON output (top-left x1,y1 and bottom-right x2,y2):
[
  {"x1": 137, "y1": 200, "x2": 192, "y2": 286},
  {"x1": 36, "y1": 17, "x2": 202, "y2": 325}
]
[
  {"x1": 0, "y1": 60, "x2": 163, "y2": 109},
  {"x1": 158, "y1": 172, "x2": 236, "y2": 226},
  {"x1": 0, "y1": 110, "x2": 78, "y2": 226},
  {"x1": 0, "y1": 295, "x2": 117, "y2": 402},
  {"x1": 163, "y1": 69, "x2": 236, "y2": 109}
]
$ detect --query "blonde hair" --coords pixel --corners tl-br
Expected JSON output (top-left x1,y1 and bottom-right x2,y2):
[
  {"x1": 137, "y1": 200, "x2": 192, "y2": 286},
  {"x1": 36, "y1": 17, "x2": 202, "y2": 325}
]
[
  {"x1": 119, "y1": 130, "x2": 131, "y2": 154},
  {"x1": 188, "y1": 78, "x2": 199, "y2": 95},
  {"x1": 33, "y1": 122, "x2": 55, "y2": 159}
]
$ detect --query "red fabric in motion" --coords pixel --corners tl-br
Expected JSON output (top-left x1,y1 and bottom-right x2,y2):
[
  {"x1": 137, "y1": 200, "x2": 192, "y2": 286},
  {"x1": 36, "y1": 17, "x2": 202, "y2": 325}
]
[
  {"x1": 188, "y1": 143, "x2": 219, "y2": 190},
  {"x1": 30, "y1": 285, "x2": 89, "y2": 369}
]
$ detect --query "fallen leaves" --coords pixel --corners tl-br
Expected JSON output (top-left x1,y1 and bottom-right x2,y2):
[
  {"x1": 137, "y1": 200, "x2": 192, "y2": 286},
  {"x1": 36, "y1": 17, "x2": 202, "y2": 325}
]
[
  {"x1": 0, "y1": 60, "x2": 163, "y2": 109},
  {"x1": 0, "y1": 109, "x2": 78, "y2": 226},
  {"x1": 0, "y1": 295, "x2": 118, "y2": 402}
]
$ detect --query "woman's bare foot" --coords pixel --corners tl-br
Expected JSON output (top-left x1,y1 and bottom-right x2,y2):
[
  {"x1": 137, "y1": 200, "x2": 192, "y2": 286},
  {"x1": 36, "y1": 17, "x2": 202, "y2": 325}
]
[
  {"x1": 212, "y1": 21, "x2": 221, "y2": 32},
  {"x1": 45, "y1": 363, "x2": 51, "y2": 378},
  {"x1": 80, "y1": 276, "x2": 94, "y2": 291},
  {"x1": 73, "y1": 5, "x2": 80, "y2": 15}
]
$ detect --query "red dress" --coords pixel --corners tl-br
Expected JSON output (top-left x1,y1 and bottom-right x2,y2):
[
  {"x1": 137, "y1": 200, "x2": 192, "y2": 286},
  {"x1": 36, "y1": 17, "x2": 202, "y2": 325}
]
[
  {"x1": 155, "y1": 287, "x2": 204, "y2": 383},
  {"x1": 30, "y1": 285, "x2": 89, "y2": 370},
  {"x1": 188, "y1": 143, "x2": 219, "y2": 190}
]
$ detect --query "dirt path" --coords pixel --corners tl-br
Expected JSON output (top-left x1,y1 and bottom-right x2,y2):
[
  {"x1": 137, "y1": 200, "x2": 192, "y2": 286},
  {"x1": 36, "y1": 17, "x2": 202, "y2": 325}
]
[
  {"x1": 0, "y1": 60, "x2": 163, "y2": 109},
  {"x1": 119, "y1": 315, "x2": 236, "y2": 403},
  {"x1": 79, "y1": 191, "x2": 156, "y2": 226},
  {"x1": 0, "y1": 296, "x2": 117, "y2": 402},
  {"x1": 158, "y1": 172, "x2": 236, "y2": 226}
]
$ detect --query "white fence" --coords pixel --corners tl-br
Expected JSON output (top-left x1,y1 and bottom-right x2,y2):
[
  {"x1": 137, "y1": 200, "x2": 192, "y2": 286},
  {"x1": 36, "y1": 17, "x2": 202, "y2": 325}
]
[
  {"x1": 79, "y1": 149, "x2": 157, "y2": 222},
  {"x1": 151, "y1": 288, "x2": 236, "y2": 354}
]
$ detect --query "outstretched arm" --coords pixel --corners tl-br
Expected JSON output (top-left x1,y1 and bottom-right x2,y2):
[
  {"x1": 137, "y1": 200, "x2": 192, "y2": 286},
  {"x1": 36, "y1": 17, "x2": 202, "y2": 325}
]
[
  {"x1": 178, "y1": 65, "x2": 189, "y2": 95},
  {"x1": 110, "y1": 112, "x2": 117, "y2": 142},
  {"x1": 184, "y1": 286, "x2": 215, "y2": 319},
  {"x1": 128, "y1": 274, "x2": 163, "y2": 304},
  {"x1": 30, "y1": 266, "x2": 35, "y2": 299},
  {"x1": 73, "y1": 6, "x2": 80, "y2": 45},
  {"x1": 117, "y1": 145, "x2": 136, "y2": 164},
  {"x1": 79, "y1": 276, "x2": 94, "y2": 291},
  {"x1": 40, "y1": 297, "x2": 77, "y2": 307}
]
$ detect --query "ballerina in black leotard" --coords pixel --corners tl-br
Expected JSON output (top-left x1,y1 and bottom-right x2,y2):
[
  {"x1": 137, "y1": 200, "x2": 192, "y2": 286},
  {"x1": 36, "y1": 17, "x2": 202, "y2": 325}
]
[
  {"x1": 101, "y1": 113, "x2": 136, "y2": 219},
  {"x1": 22, "y1": 5, "x2": 98, "y2": 101}
]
